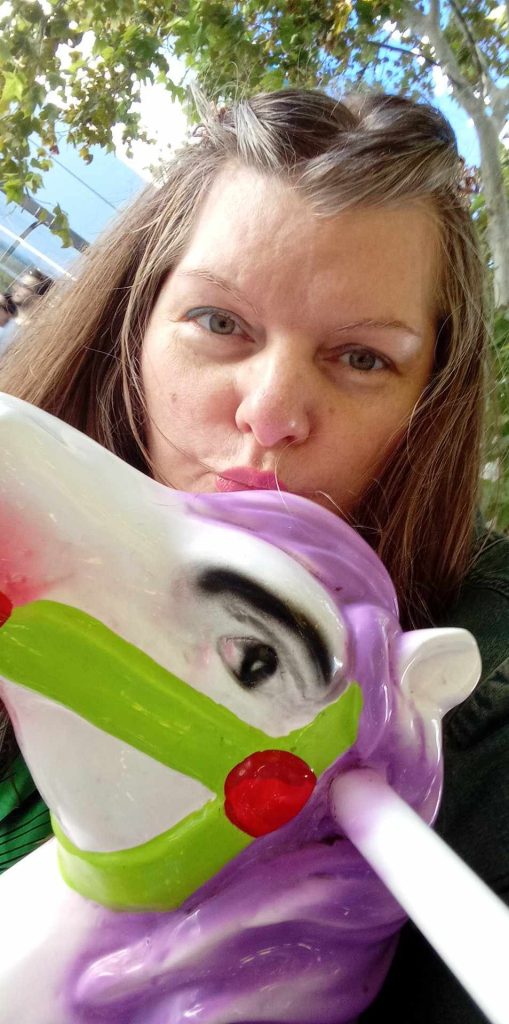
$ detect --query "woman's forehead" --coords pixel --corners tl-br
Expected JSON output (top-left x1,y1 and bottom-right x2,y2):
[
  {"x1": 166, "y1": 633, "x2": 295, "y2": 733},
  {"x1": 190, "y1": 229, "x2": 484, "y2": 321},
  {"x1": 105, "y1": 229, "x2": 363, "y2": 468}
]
[{"x1": 171, "y1": 165, "x2": 440, "y2": 330}]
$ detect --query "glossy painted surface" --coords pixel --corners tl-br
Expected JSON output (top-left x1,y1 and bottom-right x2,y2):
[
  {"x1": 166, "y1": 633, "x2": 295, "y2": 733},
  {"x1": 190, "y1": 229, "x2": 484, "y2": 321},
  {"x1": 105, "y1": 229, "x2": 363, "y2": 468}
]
[{"x1": 0, "y1": 394, "x2": 481, "y2": 1023}]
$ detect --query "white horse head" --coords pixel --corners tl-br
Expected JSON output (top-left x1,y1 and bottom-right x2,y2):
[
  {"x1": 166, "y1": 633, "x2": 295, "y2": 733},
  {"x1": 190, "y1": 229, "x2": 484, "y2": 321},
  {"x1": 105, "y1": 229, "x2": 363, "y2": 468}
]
[{"x1": 0, "y1": 394, "x2": 481, "y2": 1023}]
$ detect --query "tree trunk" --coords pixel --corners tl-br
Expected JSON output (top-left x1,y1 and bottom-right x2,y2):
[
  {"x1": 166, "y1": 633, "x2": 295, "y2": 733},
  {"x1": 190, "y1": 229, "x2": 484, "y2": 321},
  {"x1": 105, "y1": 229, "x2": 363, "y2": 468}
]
[
  {"x1": 409, "y1": 2, "x2": 509, "y2": 308},
  {"x1": 474, "y1": 112, "x2": 509, "y2": 308}
]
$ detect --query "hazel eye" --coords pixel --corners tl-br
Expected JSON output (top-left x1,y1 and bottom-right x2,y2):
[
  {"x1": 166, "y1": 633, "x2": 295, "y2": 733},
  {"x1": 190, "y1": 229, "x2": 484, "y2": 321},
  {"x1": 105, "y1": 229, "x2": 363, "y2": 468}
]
[
  {"x1": 206, "y1": 312, "x2": 237, "y2": 334},
  {"x1": 217, "y1": 637, "x2": 279, "y2": 689},
  {"x1": 187, "y1": 308, "x2": 243, "y2": 336},
  {"x1": 340, "y1": 349, "x2": 387, "y2": 372}
]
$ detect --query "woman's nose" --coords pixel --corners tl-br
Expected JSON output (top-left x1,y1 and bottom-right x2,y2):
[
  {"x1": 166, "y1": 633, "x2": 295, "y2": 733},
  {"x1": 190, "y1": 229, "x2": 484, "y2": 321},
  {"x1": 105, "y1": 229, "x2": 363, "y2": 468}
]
[{"x1": 234, "y1": 348, "x2": 312, "y2": 449}]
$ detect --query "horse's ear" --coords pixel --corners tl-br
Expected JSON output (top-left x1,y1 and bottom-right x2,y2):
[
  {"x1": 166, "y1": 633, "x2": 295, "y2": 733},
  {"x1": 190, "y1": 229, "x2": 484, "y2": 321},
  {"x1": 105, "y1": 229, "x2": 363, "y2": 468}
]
[{"x1": 394, "y1": 628, "x2": 481, "y2": 719}]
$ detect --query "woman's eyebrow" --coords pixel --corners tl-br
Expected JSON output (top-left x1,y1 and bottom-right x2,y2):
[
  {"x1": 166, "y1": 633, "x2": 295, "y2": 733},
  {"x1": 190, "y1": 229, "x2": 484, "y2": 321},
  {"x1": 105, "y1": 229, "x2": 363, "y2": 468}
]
[
  {"x1": 178, "y1": 268, "x2": 260, "y2": 316},
  {"x1": 330, "y1": 318, "x2": 422, "y2": 340}
]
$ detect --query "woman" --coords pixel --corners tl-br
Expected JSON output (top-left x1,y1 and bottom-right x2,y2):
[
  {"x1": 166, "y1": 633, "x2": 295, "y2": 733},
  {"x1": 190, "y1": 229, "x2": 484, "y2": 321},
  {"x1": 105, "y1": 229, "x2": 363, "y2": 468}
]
[{"x1": 1, "y1": 88, "x2": 508, "y2": 1023}]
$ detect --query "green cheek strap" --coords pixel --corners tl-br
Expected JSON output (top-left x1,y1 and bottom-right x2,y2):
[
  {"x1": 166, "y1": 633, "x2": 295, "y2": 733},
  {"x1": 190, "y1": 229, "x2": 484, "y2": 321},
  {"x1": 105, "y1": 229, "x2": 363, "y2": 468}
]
[
  {"x1": 0, "y1": 601, "x2": 362, "y2": 910},
  {"x1": 52, "y1": 799, "x2": 253, "y2": 911}
]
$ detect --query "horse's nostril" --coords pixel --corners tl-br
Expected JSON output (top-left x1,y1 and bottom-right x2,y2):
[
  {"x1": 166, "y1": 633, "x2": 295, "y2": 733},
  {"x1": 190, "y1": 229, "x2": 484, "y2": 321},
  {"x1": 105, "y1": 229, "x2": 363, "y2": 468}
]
[{"x1": 224, "y1": 749, "x2": 317, "y2": 837}]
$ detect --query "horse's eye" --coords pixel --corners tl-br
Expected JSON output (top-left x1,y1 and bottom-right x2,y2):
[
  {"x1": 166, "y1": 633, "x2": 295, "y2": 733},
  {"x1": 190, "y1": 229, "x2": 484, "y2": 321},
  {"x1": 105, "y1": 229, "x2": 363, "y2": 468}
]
[{"x1": 217, "y1": 637, "x2": 279, "y2": 688}]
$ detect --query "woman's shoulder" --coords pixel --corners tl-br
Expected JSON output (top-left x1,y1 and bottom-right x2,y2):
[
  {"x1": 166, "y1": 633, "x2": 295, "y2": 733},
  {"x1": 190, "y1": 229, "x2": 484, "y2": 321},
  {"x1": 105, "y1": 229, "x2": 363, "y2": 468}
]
[
  {"x1": 468, "y1": 525, "x2": 509, "y2": 590},
  {"x1": 434, "y1": 525, "x2": 509, "y2": 751},
  {"x1": 438, "y1": 527, "x2": 509, "y2": 684}
]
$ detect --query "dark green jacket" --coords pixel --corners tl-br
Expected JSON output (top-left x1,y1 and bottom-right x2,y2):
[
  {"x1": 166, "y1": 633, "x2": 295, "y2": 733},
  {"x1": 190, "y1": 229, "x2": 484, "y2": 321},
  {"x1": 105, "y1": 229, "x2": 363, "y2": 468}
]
[{"x1": 362, "y1": 530, "x2": 509, "y2": 1024}]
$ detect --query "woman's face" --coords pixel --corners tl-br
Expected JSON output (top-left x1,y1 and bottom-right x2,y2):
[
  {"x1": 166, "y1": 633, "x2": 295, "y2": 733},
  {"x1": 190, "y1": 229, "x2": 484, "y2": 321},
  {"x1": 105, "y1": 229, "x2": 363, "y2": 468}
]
[{"x1": 141, "y1": 167, "x2": 438, "y2": 513}]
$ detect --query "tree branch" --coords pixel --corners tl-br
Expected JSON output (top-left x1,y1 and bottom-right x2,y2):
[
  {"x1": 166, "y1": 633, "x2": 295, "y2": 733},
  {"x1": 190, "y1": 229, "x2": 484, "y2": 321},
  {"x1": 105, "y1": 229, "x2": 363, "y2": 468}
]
[
  {"x1": 427, "y1": 0, "x2": 441, "y2": 36},
  {"x1": 362, "y1": 37, "x2": 438, "y2": 70},
  {"x1": 491, "y1": 81, "x2": 509, "y2": 136},
  {"x1": 494, "y1": 81, "x2": 509, "y2": 110},
  {"x1": 448, "y1": 0, "x2": 492, "y2": 95},
  {"x1": 405, "y1": 0, "x2": 485, "y2": 121},
  {"x1": 356, "y1": 35, "x2": 476, "y2": 104}
]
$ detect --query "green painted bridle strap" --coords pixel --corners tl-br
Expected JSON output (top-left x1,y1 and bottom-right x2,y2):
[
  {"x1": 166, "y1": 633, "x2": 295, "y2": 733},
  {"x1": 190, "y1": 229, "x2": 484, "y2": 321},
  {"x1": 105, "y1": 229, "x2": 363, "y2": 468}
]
[
  {"x1": 52, "y1": 800, "x2": 252, "y2": 911},
  {"x1": 0, "y1": 601, "x2": 362, "y2": 908}
]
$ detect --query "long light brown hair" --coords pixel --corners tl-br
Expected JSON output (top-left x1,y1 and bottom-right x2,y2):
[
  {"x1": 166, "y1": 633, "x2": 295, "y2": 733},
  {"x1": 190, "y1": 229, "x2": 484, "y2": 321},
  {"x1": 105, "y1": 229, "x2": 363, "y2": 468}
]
[{"x1": 0, "y1": 88, "x2": 488, "y2": 630}]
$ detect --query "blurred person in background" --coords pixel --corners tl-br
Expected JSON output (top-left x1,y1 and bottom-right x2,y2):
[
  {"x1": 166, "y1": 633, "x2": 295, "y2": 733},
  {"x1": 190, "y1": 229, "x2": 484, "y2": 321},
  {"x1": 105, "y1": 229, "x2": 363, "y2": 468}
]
[
  {"x1": 0, "y1": 293, "x2": 18, "y2": 354},
  {"x1": 10, "y1": 268, "x2": 54, "y2": 323}
]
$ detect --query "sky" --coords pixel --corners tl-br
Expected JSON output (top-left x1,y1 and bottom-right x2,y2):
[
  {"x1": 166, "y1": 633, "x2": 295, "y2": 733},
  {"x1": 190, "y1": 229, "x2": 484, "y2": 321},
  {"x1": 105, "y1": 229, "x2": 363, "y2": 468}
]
[{"x1": 0, "y1": 140, "x2": 144, "y2": 277}]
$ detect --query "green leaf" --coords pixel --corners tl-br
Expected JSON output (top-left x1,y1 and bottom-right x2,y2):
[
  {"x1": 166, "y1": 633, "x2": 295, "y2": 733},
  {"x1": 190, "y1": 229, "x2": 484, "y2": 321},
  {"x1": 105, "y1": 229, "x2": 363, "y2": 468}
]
[
  {"x1": 2, "y1": 179, "x2": 24, "y2": 204},
  {"x1": 0, "y1": 71, "x2": 25, "y2": 108}
]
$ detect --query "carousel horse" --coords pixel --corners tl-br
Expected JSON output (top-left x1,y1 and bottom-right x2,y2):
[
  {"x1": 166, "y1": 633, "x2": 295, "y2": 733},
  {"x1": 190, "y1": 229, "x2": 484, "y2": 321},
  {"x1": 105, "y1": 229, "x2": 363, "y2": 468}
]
[{"x1": 0, "y1": 392, "x2": 497, "y2": 1024}]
